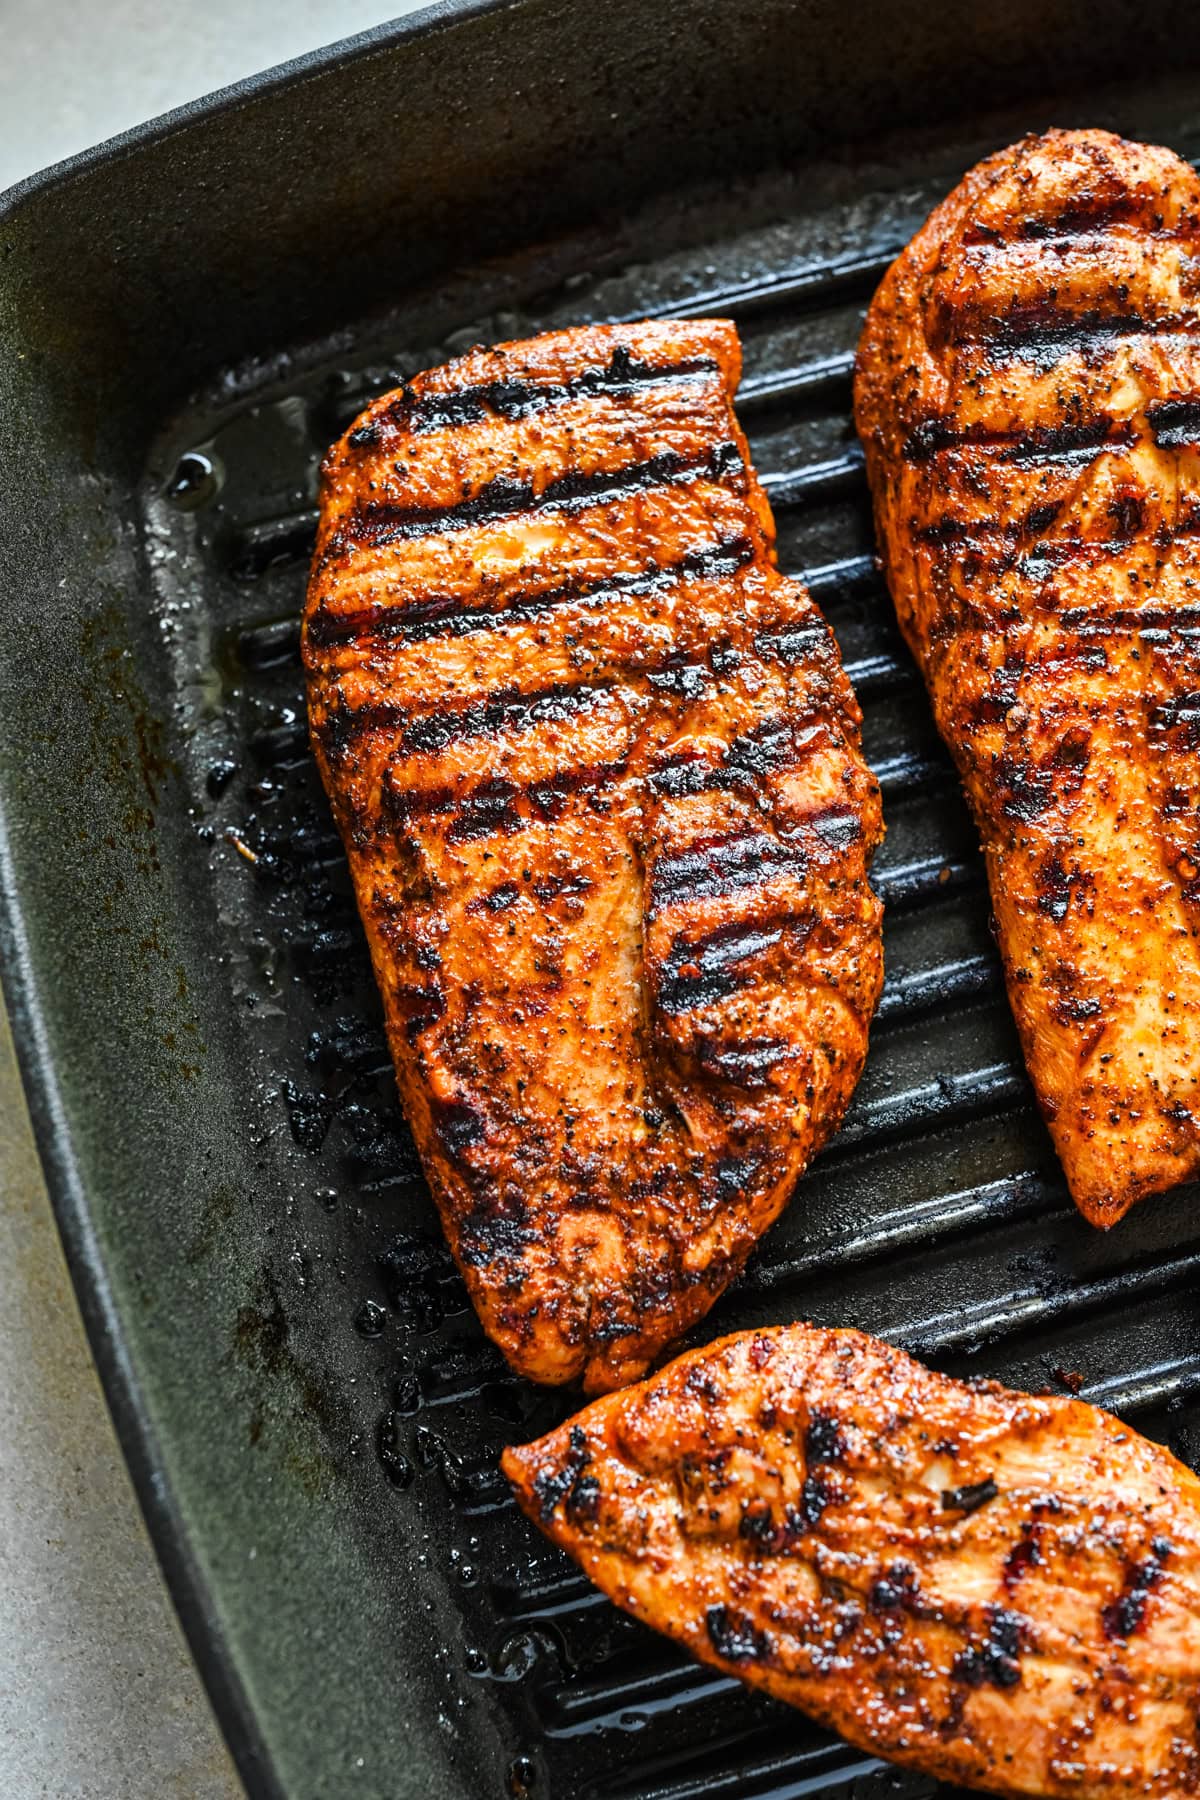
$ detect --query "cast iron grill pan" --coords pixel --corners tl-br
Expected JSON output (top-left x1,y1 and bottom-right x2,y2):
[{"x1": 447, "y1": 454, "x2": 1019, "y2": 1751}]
[{"x1": 143, "y1": 92, "x2": 1200, "y2": 1800}]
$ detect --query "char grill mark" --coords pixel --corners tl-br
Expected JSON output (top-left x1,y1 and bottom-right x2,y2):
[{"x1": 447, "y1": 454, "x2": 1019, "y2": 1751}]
[
  {"x1": 356, "y1": 347, "x2": 720, "y2": 438},
  {"x1": 902, "y1": 416, "x2": 1136, "y2": 465},
  {"x1": 1061, "y1": 605, "x2": 1200, "y2": 636},
  {"x1": 916, "y1": 529, "x2": 1200, "y2": 573},
  {"x1": 388, "y1": 756, "x2": 629, "y2": 839},
  {"x1": 306, "y1": 533, "x2": 757, "y2": 650},
  {"x1": 317, "y1": 679, "x2": 614, "y2": 764},
  {"x1": 648, "y1": 829, "x2": 809, "y2": 913},
  {"x1": 966, "y1": 195, "x2": 1180, "y2": 240},
  {"x1": 932, "y1": 301, "x2": 1193, "y2": 366},
  {"x1": 695, "y1": 1036, "x2": 792, "y2": 1084},
  {"x1": 442, "y1": 779, "x2": 525, "y2": 845},
  {"x1": 950, "y1": 1608, "x2": 1027, "y2": 1691},
  {"x1": 942, "y1": 1477, "x2": 999, "y2": 1514},
  {"x1": 400, "y1": 680, "x2": 609, "y2": 757},
  {"x1": 382, "y1": 709, "x2": 847, "y2": 844},
  {"x1": 466, "y1": 870, "x2": 595, "y2": 916},
  {"x1": 647, "y1": 715, "x2": 812, "y2": 802},
  {"x1": 856, "y1": 126, "x2": 1200, "y2": 1225},
  {"x1": 381, "y1": 704, "x2": 814, "y2": 839},
  {"x1": 307, "y1": 319, "x2": 882, "y2": 1390},
  {"x1": 379, "y1": 747, "x2": 860, "y2": 863},
  {"x1": 1101, "y1": 1538, "x2": 1172, "y2": 1640},
  {"x1": 754, "y1": 620, "x2": 833, "y2": 667},
  {"x1": 922, "y1": 519, "x2": 1200, "y2": 573},
  {"x1": 655, "y1": 919, "x2": 792, "y2": 1015},
  {"x1": 1150, "y1": 688, "x2": 1200, "y2": 748},
  {"x1": 1147, "y1": 397, "x2": 1200, "y2": 446},
  {"x1": 342, "y1": 439, "x2": 745, "y2": 548}
]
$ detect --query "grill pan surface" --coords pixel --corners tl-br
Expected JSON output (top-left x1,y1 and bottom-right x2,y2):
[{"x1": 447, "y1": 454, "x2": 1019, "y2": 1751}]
[{"x1": 4, "y1": 5, "x2": 1200, "y2": 1797}]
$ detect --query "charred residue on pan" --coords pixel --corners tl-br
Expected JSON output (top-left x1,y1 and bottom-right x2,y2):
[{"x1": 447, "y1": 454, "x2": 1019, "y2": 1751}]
[
  {"x1": 230, "y1": 1262, "x2": 341, "y2": 1492},
  {"x1": 77, "y1": 604, "x2": 204, "y2": 1085}
]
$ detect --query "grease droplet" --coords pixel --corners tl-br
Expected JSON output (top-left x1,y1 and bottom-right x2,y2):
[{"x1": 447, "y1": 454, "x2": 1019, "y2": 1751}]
[
  {"x1": 166, "y1": 450, "x2": 219, "y2": 509},
  {"x1": 355, "y1": 1299, "x2": 387, "y2": 1337},
  {"x1": 206, "y1": 758, "x2": 237, "y2": 798},
  {"x1": 377, "y1": 1413, "x2": 415, "y2": 1490},
  {"x1": 508, "y1": 1754, "x2": 537, "y2": 1796}
]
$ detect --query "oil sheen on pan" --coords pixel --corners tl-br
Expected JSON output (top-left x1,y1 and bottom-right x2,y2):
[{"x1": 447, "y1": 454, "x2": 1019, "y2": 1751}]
[
  {"x1": 303, "y1": 319, "x2": 883, "y2": 1391},
  {"x1": 505, "y1": 1322, "x2": 1200, "y2": 1798},
  {"x1": 856, "y1": 128, "x2": 1200, "y2": 1228}
]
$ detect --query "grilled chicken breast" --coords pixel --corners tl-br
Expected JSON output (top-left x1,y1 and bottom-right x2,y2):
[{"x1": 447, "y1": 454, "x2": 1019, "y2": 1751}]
[
  {"x1": 304, "y1": 321, "x2": 883, "y2": 1391},
  {"x1": 504, "y1": 1323, "x2": 1200, "y2": 1798},
  {"x1": 855, "y1": 129, "x2": 1200, "y2": 1226}
]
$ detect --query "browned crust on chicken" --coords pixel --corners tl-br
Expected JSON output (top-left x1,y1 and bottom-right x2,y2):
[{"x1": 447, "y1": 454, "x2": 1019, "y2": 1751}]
[
  {"x1": 504, "y1": 1323, "x2": 1200, "y2": 1797},
  {"x1": 855, "y1": 128, "x2": 1200, "y2": 1226},
  {"x1": 304, "y1": 321, "x2": 883, "y2": 1390}
]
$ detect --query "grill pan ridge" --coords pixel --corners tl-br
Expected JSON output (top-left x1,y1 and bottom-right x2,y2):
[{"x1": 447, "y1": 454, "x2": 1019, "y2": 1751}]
[{"x1": 6, "y1": 7, "x2": 1200, "y2": 1798}]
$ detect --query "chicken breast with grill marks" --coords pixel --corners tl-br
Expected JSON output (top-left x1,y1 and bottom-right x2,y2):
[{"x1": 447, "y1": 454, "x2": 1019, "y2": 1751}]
[
  {"x1": 504, "y1": 1323, "x2": 1200, "y2": 1798},
  {"x1": 304, "y1": 320, "x2": 883, "y2": 1391},
  {"x1": 855, "y1": 129, "x2": 1200, "y2": 1226}
]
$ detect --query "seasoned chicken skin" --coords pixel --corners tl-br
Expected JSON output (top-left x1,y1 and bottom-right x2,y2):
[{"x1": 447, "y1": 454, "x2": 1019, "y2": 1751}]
[
  {"x1": 304, "y1": 321, "x2": 882, "y2": 1391},
  {"x1": 855, "y1": 129, "x2": 1200, "y2": 1225},
  {"x1": 504, "y1": 1324, "x2": 1200, "y2": 1798}
]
